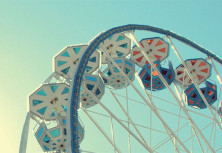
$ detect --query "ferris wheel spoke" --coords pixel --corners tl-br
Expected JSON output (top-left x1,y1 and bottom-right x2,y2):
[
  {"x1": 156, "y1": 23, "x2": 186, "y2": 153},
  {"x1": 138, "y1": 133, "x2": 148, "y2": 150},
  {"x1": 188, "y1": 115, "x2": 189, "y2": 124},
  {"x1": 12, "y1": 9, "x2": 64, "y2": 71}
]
[
  {"x1": 112, "y1": 90, "x2": 188, "y2": 122},
  {"x1": 182, "y1": 121, "x2": 213, "y2": 144},
  {"x1": 213, "y1": 125, "x2": 217, "y2": 150},
  {"x1": 150, "y1": 108, "x2": 152, "y2": 149},
  {"x1": 207, "y1": 122, "x2": 216, "y2": 153},
  {"x1": 216, "y1": 88, "x2": 222, "y2": 124},
  {"x1": 112, "y1": 92, "x2": 179, "y2": 107},
  {"x1": 216, "y1": 146, "x2": 222, "y2": 152},
  {"x1": 81, "y1": 85, "x2": 154, "y2": 152},
  {"x1": 155, "y1": 119, "x2": 208, "y2": 153},
  {"x1": 80, "y1": 149, "x2": 97, "y2": 153},
  {"x1": 152, "y1": 122, "x2": 190, "y2": 151},
  {"x1": 86, "y1": 109, "x2": 167, "y2": 135},
  {"x1": 191, "y1": 126, "x2": 194, "y2": 153},
  {"x1": 83, "y1": 109, "x2": 121, "y2": 153},
  {"x1": 184, "y1": 121, "x2": 220, "y2": 153},
  {"x1": 210, "y1": 59, "x2": 222, "y2": 85},
  {"x1": 175, "y1": 104, "x2": 182, "y2": 151},
  {"x1": 187, "y1": 108, "x2": 214, "y2": 120},
  {"x1": 109, "y1": 89, "x2": 150, "y2": 148},
  {"x1": 124, "y1": 86, "x2": 132, "y2": 153},
  {"x1": 215, "y1": 86, "x2": 222, "y2": 111},
  {"x1": 19, "y1": 112, "x2": 30, "y2": 153},
  {"x1": 192, "y1": 125, "x2": 205, "y2": 153},
  {"x1": 110, "y1": 116, "x2": 116, "y2": 153}
]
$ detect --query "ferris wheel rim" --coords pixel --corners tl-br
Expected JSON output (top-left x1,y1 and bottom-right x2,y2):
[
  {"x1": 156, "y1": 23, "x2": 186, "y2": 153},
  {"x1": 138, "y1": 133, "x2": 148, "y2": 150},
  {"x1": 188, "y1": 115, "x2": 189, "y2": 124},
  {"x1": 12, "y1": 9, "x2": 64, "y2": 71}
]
[{"x1": 68, "y1": 24, "x2": 222, "y2": 153}]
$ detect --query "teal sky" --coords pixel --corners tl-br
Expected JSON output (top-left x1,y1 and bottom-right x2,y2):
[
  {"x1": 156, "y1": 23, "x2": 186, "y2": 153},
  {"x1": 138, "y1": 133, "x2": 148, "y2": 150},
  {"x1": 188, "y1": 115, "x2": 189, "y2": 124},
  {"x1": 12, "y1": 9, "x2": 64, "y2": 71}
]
[{"x1": 0, "y1": 0, "x2": 222, "y2": 153}]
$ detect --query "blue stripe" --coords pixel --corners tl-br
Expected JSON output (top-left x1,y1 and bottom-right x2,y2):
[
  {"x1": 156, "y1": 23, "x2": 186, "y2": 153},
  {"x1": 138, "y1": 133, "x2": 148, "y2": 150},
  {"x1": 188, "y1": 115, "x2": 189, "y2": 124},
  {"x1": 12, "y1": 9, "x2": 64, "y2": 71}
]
[
  {"x1": 70, "y1": 24, "x2": 222, "y2": 153},
  {"x1": 125, "y1": 60, "x2": 133, "y2": 67},
  {"x1": 114, "y1": 59, "x2": 122, "y2": 64},
  {"x1": 85, "y1": 75, "x2": 97, "y2": 82}
]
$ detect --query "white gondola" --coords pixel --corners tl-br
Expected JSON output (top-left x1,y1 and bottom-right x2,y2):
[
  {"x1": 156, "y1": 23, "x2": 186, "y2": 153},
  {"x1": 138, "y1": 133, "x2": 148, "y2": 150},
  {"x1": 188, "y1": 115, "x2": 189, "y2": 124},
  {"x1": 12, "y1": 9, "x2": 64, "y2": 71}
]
[
  {"x1": 100, "y1": 57, "x2": 135, "y2": 89},
  {"x1": 29, "y1": 83, "x2": 69, "y2": 121},
  {"x1": 54, "y1": 45, "x2": 100, "y2": 79},
  {"x1": 98, "y1": 32, "x2": 131, "y2": 64},
  {"x1": 175, "y1": 58, "x2": 211, "y2": 86},
  {"x1": 35, "y1": 116, "x2": 84, "y2": 152},
  {"x1": 80, "y1": 74, "x2": 105, "y2": 108},
  {"x1": 131, "y1": 37, "x2": 169, "y2": 67}
]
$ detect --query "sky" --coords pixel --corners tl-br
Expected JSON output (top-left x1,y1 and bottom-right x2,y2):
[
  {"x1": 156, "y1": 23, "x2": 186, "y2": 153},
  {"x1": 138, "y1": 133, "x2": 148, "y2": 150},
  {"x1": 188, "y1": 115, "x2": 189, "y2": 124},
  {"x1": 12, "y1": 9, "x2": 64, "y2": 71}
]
[{"x1": 0, "y1": 0, "x2": 222, "y2": 153}]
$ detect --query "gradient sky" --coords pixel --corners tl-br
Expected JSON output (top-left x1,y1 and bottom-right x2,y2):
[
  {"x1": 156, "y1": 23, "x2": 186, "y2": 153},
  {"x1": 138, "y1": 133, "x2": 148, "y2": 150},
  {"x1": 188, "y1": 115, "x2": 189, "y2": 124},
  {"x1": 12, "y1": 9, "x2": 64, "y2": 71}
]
[{"x1": 0, "y1": 0, "x2": 222, "y2": 153}]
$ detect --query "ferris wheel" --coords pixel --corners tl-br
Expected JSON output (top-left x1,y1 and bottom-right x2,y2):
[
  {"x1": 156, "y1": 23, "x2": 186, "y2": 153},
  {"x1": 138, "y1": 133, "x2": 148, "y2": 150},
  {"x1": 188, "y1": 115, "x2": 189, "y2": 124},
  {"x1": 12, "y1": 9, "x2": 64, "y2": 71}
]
[{"x1": 20, "y1": 24, "x2": 222, "y2": 153}]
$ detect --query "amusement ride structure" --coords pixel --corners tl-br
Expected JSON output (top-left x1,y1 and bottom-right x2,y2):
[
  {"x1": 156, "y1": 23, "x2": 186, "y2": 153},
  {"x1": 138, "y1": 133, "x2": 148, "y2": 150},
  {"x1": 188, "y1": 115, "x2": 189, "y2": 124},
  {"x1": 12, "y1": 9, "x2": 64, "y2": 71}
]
[{"x1": 20, "y1": 25, "x2": 222, "y2": 153}]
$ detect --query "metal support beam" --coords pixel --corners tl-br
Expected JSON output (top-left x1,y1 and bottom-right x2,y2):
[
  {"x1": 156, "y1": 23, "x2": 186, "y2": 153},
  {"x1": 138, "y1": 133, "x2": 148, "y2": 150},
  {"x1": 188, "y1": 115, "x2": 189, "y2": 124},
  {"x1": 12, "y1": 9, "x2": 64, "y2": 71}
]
[
  {"x1": 83, "y1": 109, "x2": 121, "y2": 153},
  {"x1": 82, "y1": 86, "x2": 153, "y2": 152},
  {"x1": 19, "y1": 112, "x2": 30, "y2": 153}
]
